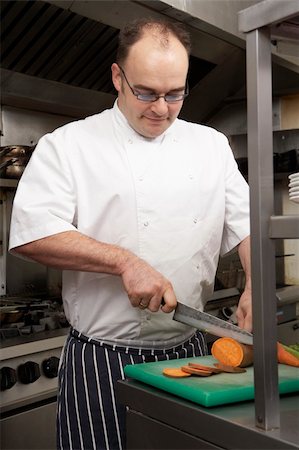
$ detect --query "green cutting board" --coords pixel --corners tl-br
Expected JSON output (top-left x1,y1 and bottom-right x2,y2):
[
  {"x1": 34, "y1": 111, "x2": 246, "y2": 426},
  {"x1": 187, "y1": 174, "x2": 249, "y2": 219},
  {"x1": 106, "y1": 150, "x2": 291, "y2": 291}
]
[{"x1": 124, "y1": 356, "x2": 299, "y2": 407}]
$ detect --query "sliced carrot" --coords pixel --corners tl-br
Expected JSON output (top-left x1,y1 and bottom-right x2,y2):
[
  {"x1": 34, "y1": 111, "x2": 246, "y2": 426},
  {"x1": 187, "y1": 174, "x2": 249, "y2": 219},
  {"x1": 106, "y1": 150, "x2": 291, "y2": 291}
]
[
  {"x1": 277, "y1": 342, "x2": 299, "y2": 367},
  {"x1": 188, "y1": 362, "x2": 223, "y2": 374},
  {"x1": 181, "y1": 366, "x2": 213, "y2": 376},
  {"x1": 211, "y1": 337, "x2": 254, "y2": 368},
  {"x1": 282, "y1": 344, "x2": 299, "y2": 360},
  {"x1": 214, "y1": 363, "x2": 246, "y2": 373},
  {"x1": 163, "y1": 368, "x2": 191, "y2": 378}
]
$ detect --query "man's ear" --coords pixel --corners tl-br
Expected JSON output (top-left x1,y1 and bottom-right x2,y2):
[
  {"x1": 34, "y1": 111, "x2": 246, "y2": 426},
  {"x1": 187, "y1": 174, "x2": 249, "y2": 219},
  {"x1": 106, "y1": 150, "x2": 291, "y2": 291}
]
[{"x1": 111, "y1": 63, "x2": 121, "y2": 92}]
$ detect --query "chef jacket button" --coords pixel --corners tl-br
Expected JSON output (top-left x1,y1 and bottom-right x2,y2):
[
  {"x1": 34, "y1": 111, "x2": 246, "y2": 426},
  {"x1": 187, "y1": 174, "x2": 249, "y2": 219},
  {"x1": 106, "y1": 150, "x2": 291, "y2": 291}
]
[
  {"x1": 189, "y1": 174, "x2": 193, "y2": 179},
  {"x1": 139, "y1": 177, "x2": 143, "y2": 181},
  {"x1": 144, "y1": 221, "x2": 149, "y2": 227},
  {"x1": 128, "y1": 139, "x2": 133, "y2": 144},
  {"x1": 193, "y1": 218, "x2": 197, "y2": 224}
]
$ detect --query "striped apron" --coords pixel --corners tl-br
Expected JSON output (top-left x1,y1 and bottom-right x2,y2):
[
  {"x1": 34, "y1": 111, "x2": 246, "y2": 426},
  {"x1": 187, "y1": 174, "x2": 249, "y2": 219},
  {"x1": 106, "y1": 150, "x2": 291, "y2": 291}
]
[{"x1": 57, "y1": 328, "x2": 207, "y2": 450}]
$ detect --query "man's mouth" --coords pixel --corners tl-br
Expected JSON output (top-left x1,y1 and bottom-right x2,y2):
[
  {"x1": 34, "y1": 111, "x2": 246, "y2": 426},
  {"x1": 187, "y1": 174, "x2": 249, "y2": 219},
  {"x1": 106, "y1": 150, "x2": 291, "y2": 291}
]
[{"x1": 144, "y1": 116, "x2": 168, "y2": 122}]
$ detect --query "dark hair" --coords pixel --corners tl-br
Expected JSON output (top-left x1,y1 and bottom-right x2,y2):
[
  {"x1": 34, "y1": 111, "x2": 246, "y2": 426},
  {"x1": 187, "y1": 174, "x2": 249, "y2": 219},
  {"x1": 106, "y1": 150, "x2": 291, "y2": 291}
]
[{"x1": 116, "y1": 18, "x2": 191, "y2": 65}]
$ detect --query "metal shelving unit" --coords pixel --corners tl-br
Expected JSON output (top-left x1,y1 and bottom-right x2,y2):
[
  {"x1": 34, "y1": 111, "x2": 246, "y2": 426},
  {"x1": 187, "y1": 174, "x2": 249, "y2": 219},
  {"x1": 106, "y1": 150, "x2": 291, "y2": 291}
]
[
  {"x1": 238, "y1": 0, "x2": 299, "y2": 431},
  {"x1": 0, "y1": 179, "x2": 18, "y2": 188}
]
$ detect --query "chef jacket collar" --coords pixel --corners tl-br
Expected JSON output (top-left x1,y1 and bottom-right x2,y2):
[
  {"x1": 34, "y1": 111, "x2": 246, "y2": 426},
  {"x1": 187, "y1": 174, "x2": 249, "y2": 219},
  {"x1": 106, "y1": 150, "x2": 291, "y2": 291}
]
[{"x1": 113, "y1": 99, "x2": 176, "y2": 144}]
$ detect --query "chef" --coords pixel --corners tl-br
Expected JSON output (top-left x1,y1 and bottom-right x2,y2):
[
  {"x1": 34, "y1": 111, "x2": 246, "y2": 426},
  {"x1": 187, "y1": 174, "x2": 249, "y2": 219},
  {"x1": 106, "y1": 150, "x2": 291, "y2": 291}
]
[{"x1": 9, "y1": 17, "x2": 252, "y2": 450}]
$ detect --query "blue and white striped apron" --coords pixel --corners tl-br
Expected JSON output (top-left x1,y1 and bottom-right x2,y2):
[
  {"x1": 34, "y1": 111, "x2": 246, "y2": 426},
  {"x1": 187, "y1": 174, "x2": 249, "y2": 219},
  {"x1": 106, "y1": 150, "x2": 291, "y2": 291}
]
[{"x1": 57, "y1": 328, "x2": 207, "y2": 450}]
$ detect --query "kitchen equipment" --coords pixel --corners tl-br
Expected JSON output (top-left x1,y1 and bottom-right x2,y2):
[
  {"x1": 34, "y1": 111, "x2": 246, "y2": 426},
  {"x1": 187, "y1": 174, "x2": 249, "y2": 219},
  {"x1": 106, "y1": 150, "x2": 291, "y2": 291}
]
[
  {"x1": 173, "y1": 301, "x2": 253, "y2": 345},
  {"x1": 0, "y1": 157, "x2": 26, "y2": 179},
  {"x1": 288, "y1": 172, "x2": 299, "y2": 203},
  {"x1": 0, "y1": 145, "x2": 35, "y2": 179},
  {"x1": 124, "y1": 355, "x2": 299, "y2": 408},
  {"x1": 0, "y1": 328, "x2": 68, "y2": 450},
  {"x1": 0, "y1": 145, "x2": 35, "y2": 158},
  {"x1": 0, "y1": 158, "x2": 18, "y2": 176}
]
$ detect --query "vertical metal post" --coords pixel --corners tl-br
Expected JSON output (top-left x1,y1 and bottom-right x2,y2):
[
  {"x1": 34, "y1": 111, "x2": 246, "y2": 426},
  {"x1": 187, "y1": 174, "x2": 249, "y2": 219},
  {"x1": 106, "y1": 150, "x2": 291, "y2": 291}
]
[
  {"x1": 246, "y1": 27, "x2": 280, "y2": 430},
  {"x1": 0, "y1": 190, "x2": 7, "y2": 296}
]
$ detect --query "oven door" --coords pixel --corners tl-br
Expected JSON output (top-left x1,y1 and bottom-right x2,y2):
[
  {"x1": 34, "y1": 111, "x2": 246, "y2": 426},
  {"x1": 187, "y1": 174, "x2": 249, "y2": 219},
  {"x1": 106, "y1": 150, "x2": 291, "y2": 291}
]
[{"x1": 1, "y1": 397, "x2": 57, "y2": 450}]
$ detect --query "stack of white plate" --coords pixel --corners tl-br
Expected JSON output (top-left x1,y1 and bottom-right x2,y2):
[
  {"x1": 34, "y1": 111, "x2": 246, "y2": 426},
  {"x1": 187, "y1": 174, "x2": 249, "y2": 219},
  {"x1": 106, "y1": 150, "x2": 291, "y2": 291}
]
[{"x1": 288, "y1": 172, "x2": 299, "y2": 204}]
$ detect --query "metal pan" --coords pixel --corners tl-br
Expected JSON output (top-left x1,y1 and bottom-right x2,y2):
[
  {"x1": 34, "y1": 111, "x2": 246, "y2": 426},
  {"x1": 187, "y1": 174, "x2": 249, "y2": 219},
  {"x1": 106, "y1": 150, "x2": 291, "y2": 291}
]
[
  {"x1": 0, "y1": 158, "x2": 25, "y2": 179},
  {"x1": 0, "y1": 145, "x2": 35, "y2": 158}
]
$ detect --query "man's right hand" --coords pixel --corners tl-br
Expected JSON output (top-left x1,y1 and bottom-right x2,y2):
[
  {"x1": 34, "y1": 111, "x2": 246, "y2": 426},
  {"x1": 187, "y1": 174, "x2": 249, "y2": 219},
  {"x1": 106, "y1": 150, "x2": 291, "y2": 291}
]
[{"x1": 120, "y1": 254, "x2": 177, "y2": 313}]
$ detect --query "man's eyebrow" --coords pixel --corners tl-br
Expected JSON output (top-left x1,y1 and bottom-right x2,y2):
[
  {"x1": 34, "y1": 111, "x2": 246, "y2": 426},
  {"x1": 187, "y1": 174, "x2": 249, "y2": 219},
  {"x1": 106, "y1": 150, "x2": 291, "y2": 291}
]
[{"x1": 133, "y1": 83, "x2": 186, "y2": 92}]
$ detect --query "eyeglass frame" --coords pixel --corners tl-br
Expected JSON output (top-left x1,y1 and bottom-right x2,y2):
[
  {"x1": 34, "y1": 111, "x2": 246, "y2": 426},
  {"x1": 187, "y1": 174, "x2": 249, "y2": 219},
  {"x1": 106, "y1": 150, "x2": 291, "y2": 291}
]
[{"x1": 118, "y1": 65, "x2": 189, "y2": 103}]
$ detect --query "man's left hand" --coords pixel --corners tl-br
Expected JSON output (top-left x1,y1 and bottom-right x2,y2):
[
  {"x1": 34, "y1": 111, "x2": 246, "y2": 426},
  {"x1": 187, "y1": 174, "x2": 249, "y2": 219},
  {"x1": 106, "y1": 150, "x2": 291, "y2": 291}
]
[{"x1": 236, "y1": 288, "x2": 252, "y2": 332}]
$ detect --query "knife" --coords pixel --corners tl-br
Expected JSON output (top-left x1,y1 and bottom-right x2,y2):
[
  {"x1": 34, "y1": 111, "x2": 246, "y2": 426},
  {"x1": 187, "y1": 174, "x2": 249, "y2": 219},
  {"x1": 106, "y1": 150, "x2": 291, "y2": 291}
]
[{"x1": 172, "y1": 301, "x2": 253, "y2": 345}]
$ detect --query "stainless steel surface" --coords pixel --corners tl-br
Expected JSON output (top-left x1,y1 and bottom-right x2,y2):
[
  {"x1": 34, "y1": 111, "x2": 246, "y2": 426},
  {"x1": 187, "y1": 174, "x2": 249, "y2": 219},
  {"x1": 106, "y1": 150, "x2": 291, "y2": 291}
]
[
  {"x1": 240, "y1": 0, "x2": 299, "y2": 431},
  {"x1": 117, "y1": 379, "x2": 299, "y2": 450},
  {"x1": 48, "y1": 0, "x2": 237, "y2": 64},
  {"x1": 1, "y1": 401, "x2": 57, "y2": 450},
  {"x1": 173, "y1": 302, "x2": 253, "y2": 345},
  {"x1": 1, "y1": 1, "x2": 298, "y2": 124},
  {"x1": 238, "y1": 0, "x2": 299, "y2": 33},
  {"x1": 277, "y1": 319, "x2": 299, "y2": 345},
  {"x1": 0, "y1": 328, "x2": 68, "y2": 412},
  {"x1": 247, "y1": 25, "x2": 280, "y2": 431},
  {"x1": 0, "y1": 0, "x2": 218, "y2": 120},
  {"x1": 208, "y1": 287, "x2": 240, "y2": 301},
  {"x1": 0, "y1": 328, "x2": 68, "y2": 450},
  {"x1": 1, "y1": 68, "x2": 115, "y2": 119},
  {"x1": 0, "y1": 190, "x2": 8, "y2": 296},
  {"x1": 0, "y1": 105, "x2": 70, "y2": 298},
  {"x1": 276, "y1": 285, "x2": 299, "y2": 304},
  {"x1": 269, "y1": 215, "x2": 299, "y2": 239},
  {"x1": 0, "y1": 0, "x2": 118, "y2": 94}
]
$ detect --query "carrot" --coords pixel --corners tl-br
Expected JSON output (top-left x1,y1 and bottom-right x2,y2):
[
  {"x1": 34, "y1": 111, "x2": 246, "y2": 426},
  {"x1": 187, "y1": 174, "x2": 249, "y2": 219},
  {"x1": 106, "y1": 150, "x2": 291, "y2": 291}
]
[
  {"x1": 181, "y1": 366, "x2": 213, "y2": 376},
  {"x1": 277, "y1": 342, "x2": 299, "y2": 367},
  {"x1": 211, "y1": 337, "x2": 254, "y2": 368},
  {"x1": 188, "y1": 362, "x2": 223, "y2": 374},
  {"x1": 163, "y1": 368, "x2": 191, "y2": 378},
  {"x1": 282, "y1": 344, "x2": 299, "y2": 360}
]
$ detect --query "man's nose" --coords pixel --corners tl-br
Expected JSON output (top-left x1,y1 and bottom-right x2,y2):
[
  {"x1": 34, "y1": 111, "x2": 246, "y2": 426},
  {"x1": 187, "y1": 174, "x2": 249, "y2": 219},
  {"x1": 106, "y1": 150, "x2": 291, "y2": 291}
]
[{"x1": 151, "y1": 97, "x2": 169, "y2": 115}]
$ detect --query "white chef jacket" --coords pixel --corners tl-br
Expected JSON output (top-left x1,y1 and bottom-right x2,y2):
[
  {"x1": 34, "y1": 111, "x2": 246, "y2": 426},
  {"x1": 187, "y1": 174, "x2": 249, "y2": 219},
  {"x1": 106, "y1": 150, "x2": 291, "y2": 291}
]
[{"x1": 9, "y1": 101, "x2": 250, "y2": 349}]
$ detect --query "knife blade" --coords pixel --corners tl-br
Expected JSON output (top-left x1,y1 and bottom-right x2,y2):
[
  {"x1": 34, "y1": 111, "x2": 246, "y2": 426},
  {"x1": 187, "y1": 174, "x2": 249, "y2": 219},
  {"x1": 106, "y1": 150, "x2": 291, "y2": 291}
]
[{"x1": 173, "y1": 301, "x2": 253, "y2": 345}]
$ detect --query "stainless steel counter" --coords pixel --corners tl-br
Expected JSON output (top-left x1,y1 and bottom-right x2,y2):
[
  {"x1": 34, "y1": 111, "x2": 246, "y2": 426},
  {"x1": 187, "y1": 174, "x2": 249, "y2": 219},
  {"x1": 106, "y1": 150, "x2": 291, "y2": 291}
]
[{"x1": 117, "y1": 379, "x2": 299, "y2": 449}]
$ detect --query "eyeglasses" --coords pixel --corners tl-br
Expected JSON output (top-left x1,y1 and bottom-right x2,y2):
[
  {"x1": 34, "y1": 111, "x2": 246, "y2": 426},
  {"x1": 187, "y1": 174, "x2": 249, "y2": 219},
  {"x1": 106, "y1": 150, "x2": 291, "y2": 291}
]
[{"x1": 118, "y1": 66, "x2": 189, "y2": 103}]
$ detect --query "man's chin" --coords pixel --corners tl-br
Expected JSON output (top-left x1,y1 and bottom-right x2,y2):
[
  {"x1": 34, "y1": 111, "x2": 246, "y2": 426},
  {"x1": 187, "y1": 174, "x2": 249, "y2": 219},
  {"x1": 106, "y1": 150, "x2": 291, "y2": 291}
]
[{"x1": 139, "y1": 124, "x2": 168, "y2": 139}]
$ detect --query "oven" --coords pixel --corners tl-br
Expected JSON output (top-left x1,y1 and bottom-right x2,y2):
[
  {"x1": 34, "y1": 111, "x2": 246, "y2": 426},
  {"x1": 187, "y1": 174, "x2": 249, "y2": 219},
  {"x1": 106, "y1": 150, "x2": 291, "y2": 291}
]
[{"x1": 0, "y1": 296, "x2": 69, "y2": 450}]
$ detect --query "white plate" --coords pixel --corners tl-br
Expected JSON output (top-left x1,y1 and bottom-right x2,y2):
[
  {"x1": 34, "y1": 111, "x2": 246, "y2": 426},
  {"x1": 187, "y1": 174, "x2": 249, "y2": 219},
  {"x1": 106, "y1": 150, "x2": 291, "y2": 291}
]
[
  {"x1": 289, "y1": 181, "x2": 299, "y2": 188},
  {"x1": 289, "y1": 173, "x2": 299, "y2": 180},
  {"x1": 289, "y1": 195, "x2": 299, "y2": 200},
  {"x1": 289, "y1": 187, "x2": 299, "y2": 194},
  {"x1": 290, "y1": 197, "x2": 299, "y2": 203}
]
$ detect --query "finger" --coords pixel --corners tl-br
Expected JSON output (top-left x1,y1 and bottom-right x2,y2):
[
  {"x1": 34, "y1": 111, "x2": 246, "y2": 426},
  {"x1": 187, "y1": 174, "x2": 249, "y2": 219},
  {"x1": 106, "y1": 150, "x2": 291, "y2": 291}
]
[
  {"x1": 236, "y1": 308, "x2": 252, "y2": 333},
  {"x1": 236, "y1": 307, "x2": 245, "y2": 327},
  {"x1": 129, "y1": 295, "x2": 143, "y2": 308},
  {"x1": 242, "y1": 315, "x2": 253, "y2": 333},
  {"x1": 160, "y1": 288, "x2": 177, "y2": 313},
  {"x1": 138, "y1": 299, "x2": 149, "y2": 309}
]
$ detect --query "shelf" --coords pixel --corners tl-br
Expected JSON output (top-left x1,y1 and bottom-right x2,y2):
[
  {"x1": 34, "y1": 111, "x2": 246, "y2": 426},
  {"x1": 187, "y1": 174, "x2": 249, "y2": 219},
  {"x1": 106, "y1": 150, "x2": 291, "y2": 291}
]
[
  {"x1": 0, "y1": 179, "x2": 18, "y2": 188},
  {"x1": 269, "y1": 215, "x2": 299, "y2": 239},
  {"x1": 238, "y1": 0, "x2": 299, "y2": 432},
  {"x1": 238, "y1": 0, "x2": 299, "y2": 33}
]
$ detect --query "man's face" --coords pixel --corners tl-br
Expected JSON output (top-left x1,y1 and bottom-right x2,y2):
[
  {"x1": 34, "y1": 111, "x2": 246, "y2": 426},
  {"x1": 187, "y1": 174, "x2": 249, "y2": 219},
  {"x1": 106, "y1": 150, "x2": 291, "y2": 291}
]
[{"x1": 112, "y1": 33, "x2": 189, "y2": 138}]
